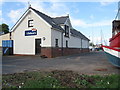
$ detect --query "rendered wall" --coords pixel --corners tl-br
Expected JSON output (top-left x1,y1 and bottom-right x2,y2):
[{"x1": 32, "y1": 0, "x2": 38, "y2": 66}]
[{"x1": 13, "y1": 10, "x2": 51, "y2": 55}]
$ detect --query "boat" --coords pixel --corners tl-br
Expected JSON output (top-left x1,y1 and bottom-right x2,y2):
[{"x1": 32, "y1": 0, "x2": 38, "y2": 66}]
[
  {"x1": 102, "y1": 46, "x2": 120, "y2": 67},
  {"x1": 102, "y1": 2, "x2": 120, "y2": 67}
]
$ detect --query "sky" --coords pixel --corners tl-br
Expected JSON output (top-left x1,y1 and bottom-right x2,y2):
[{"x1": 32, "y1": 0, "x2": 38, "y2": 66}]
[{"x1": 0, "y1": 0, "x2": 119, "y2": 45}]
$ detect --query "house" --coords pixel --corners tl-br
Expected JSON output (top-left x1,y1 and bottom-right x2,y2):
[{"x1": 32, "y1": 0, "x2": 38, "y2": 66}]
[{"x1": 1, "y1": 6, "x2": 90, "y2": 58}]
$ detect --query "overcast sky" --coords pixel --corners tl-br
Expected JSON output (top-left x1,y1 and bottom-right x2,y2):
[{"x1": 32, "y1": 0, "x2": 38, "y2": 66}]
[{"x1": 0, "y1": 0, "x2": 119, "y2": 45}]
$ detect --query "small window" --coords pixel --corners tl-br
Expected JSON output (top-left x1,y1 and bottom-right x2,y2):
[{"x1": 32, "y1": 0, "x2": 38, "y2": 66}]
[
  {"x1": 64, "y1": 25, "x2": 69, "y2": 37},
  {"x1": 55, "y1": 39, "x2": 58, "y2": 47},
  {"x1": 66, "y1": 40, "x2": 68, "y2": 48},
  {"x1": 28, "y1": 20, "x2": 33, "y2": 27}
]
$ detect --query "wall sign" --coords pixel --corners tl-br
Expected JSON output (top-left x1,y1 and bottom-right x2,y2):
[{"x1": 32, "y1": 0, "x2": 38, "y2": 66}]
[{"x1": 25, "y1": 28, "x2": 37, "y2": 36}]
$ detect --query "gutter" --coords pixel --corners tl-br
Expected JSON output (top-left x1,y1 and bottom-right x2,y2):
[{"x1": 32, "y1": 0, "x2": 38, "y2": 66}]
[{"x1": 51, "y1": 27, "x2": 64, "y2": 32}]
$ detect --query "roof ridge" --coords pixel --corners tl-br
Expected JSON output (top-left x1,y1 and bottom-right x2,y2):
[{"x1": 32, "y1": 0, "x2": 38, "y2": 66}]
[
  {"x1": 30, "y1": 7, "x2": 52, "y2": 19},
  {"x1": 30, "y1": 7, "x2": 64, "y2": 31},
  {"x1": 53, "y1": 15, "x2": 69, "y2": 18}
]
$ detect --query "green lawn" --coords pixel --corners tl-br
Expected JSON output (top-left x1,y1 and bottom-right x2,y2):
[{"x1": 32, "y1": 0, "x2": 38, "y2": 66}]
[{"x1": 2, "y1": 70, "x2": 120, "y2": 88}]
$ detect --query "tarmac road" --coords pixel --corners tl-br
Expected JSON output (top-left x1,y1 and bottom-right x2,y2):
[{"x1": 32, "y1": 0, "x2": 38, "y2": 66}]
[{"x1": 2, "y1": 51, "x2": 120, "y2": 75}]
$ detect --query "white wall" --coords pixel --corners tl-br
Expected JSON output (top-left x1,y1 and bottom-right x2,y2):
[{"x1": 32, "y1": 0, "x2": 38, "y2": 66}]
[
  {"x1": 63, "y1": 36, "x2": 70, "y2": 48},
  {"x1": 69, "y1": 35, "x2": 82, "y2": 48},
  {"x1": 1, "y1": 33, "x2": 10, "y2": 40},
  {"x1": 51, "y1": 29, "x2": 89, "y2": 48},
  {"x1": 51, "y1": 29, "x2": 62, "y2": 47},
  {"x1": 51, "y1": 17, "x2": 89, "y2": 48},
  {"x1": 82, "y1": 39, "x2": 89, "y2": 48},
  {"x1": 63, "y1": 18, "x2": 89, "y2": 48},
  {"x1": 13, "y1": 10, "x2": 51, "y2": 55}
]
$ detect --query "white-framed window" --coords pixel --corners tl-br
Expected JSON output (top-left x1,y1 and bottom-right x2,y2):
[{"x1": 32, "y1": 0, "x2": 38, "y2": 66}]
[
  {"x1": 28, "y1": 19, "x2": 33, "y2": 27},
  {"x1": 55, "y1": 39, "x2": 58, "y2": 47},
  {"x1": 66, "y1": 40, "x2": 68, "y2": 48}
]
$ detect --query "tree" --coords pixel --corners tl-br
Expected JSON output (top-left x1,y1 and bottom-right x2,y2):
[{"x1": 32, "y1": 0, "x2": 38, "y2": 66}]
[
  {"x1": 89, "y1": 42, "x2": 95, "y2": 47},
  {"x1": 0, "y1": 24, "x2": 2, "y2": 32},
  {"x1": 0, "y1": 23, "x2": 9, "y2": 34}
]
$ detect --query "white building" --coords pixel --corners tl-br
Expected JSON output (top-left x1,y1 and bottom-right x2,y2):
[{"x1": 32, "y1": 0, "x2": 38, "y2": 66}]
[{"x1": 2, "y1": 6, "x2": 90, "y2": 58}]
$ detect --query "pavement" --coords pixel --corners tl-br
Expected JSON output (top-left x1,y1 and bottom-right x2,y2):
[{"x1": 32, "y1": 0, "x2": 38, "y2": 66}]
[{"x1": 2, "y1": 51, "x2": 120, "y2": 75}]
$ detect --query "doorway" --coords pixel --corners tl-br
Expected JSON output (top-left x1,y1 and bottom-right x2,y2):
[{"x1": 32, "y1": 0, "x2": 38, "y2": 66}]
[{"x1": 35, "y1": 39, "x2": 41, "y2": 55}]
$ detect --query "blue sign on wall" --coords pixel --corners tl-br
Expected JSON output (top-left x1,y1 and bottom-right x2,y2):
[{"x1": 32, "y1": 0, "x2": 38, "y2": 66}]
[
  {"x1": 2, "y1": 40, "x2": 13, "y2": 47},
  {"x1": 25, "y1": 29, "x2": 37, "y2": 36}
]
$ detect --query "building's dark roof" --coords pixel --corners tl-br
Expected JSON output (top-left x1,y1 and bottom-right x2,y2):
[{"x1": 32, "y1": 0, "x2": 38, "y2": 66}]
[
  {"x1": 70, "y1": 28, "x2": 90, "y2": 41},
  {"x1": 52, "y1": 16, "x2": 68, "y2": 25},
  {"x1": 31, "y1": 8, "x2": 64, "y2": 31},
  {"x1": 31, "y1": 7, "x2": 89, "y2": 41}
]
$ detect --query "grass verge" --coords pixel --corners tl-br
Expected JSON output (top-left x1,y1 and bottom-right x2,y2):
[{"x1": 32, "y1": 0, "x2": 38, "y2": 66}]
[{"x1": 2, "y1": 70, "x2": 120, "y2": 88}]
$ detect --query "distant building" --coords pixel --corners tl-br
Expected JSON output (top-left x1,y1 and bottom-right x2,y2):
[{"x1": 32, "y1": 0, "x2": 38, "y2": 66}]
[
  {"x1": 1, "y1": 7, "x2": 90, "y2": 58},
  {"x1": 0, "y1": 32, "x2": 4, "y2": 47},
  {"x1": 0, "y1": 32, "x2": 4, "y2": 35}
]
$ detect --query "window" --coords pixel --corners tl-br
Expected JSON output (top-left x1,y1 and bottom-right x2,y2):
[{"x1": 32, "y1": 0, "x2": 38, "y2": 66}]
[
  {"x1": 64, "y1": 25, "x2": 69, "y2": 37},
  {"x1": 55, "y1": 39, "x2": 58, "y2": 47},
  {"x1": 66, "y1": 40, "x2": 68, "y2": 48},
  {"x1": 28, "y1": 19, "x2": 33, "y2": 27}
]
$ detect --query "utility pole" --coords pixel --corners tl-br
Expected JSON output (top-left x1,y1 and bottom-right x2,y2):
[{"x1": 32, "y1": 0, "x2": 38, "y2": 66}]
[{"x1": 101, "y1": 29, "x2": 103, "y2": 45}]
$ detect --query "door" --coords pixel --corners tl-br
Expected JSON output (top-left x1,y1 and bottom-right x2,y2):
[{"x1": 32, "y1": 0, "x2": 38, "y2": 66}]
[{"x1": 35, "y1": 39, "x2": 41, "y2": 55}]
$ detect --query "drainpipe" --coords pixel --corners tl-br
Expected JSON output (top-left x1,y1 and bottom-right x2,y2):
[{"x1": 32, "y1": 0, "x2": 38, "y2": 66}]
[
  {"x1": 10, "y1": 32, "x2": 11, "y2": 40},
  {"x1": 61, "y1": 32, "x2": 63, "y2": 56},
  {"x1": 81, "y1": 38, "x2": 82, "y2": 52}
]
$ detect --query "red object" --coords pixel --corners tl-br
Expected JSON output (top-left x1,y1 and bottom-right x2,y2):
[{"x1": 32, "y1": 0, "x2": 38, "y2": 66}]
[
  {"x1": 32, "y1": 28, "x2": 37, "y2": 31},
  {"x1": 109, "y1": 32, "x2": 120, "y2": 48},
  {"x1": 102, "y1": 45, "x2": 120, "y2": 52}
]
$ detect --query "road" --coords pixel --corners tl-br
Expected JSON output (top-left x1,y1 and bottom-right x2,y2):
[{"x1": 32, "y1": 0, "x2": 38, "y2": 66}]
[{"x1": 2, "y1": 51, "x2": 120, "y2": 75}]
